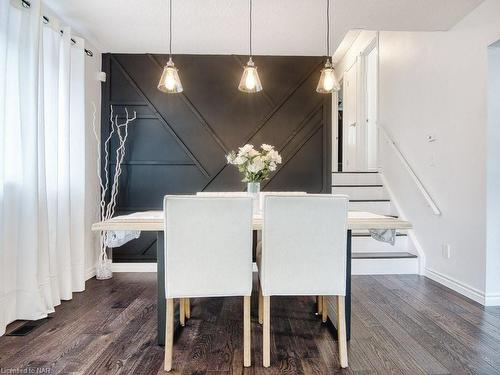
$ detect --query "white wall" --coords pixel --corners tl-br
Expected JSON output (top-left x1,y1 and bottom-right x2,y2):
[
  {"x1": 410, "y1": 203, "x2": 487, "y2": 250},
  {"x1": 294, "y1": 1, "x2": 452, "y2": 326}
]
[
  {"x1": 377, "y1": 0, "x2": 500, "y2": 304},
  {"x1": 83, "y1": 42, "x2": 102, "y2": 280},
  {"x1": 486, "y1": 41, "x2": 500, "y2": 303}
]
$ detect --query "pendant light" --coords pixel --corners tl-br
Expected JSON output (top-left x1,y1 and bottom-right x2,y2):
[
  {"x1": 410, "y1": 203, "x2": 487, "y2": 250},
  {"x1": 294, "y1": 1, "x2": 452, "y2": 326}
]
[
  {"x1": 158, "y1": 0, "x2": 183, "y2": 93},
  {"x1": 238, "y1": 0, "x2": 263, "y2": 93},
  {"x1": 316, "y1": 0, "x2": 340, "y2": 93}
]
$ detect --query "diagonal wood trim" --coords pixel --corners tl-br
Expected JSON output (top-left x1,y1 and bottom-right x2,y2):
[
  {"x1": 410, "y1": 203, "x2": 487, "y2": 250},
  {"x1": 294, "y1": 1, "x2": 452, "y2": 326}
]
[
  {"x1": 245, "y1": 60, "x2": 324, "y2": 147},
  {"x1": 149, "y1": 54, "x2": 229, "y2": 153},
  {"x1": 141, "y1": 239, "x2": 157, "y2": 256},
  {"x1": 278, "y1": 102, "x2": 323, "y2": 152},
  {"x1": 256, "y1": 103, "x2": 324, "y2": 191},
  {"x1": 262, "y1": 121, "x2": 324, "y2": 191},
  {"x1": 110, "y1": 55, "x2": 210, "y2": 178},
  {"x1": 200, "y1": 60, "x2": 324, "y2": 191}
]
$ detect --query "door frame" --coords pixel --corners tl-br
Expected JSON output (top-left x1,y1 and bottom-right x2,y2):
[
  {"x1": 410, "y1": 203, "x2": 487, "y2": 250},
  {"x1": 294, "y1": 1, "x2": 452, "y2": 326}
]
[
  {"x1": 332, "y1": 32, "x2": 379, "y2": 172},
  {"x1": 359, "y1": 36, "x2": 379, "y2": 171}
]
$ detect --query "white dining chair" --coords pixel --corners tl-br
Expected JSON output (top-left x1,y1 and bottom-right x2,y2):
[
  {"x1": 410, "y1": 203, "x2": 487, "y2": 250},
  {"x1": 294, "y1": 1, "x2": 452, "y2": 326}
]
[
  {"x1": 163, "y1": 195, "x2": 254, "y2": 371},
  {"x1": 257, "y1": 194, "x2": 349, "y2": 368}
]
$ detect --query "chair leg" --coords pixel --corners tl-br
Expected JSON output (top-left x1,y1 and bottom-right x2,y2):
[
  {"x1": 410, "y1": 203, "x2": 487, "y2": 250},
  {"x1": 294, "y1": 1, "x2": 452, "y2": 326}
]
[
  {"x1": 337, "y1": 296, "x2": 348, "y2": 368},
  {"x1": 258, "y1": 285, "x2": 264, "y2": 325},
  {"x1": 263, "y1": 296, "x2": 270, "y2": 367},
  {"x1": 244, "y1": 296, "x2": 251, "y2": 367},
  {"x1": 179, "y1": 298, "x2": 185, "y2": 326},
  {"x1": 164, "y1": 298, "x2": 174, "y2": 371},
  {"x1": 322, "y1": 296, "x2": 328, "y2": 323},
  {"x1": 185, "y1": 298, "x2": 191, "y2": 319},
  {"x1": 317, "y1": 295, "x2": 323, "y2": 315}
]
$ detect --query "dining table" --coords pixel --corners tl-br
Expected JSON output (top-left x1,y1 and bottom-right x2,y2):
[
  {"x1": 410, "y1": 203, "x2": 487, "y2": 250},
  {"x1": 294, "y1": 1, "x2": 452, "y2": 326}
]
[{"x1": 92, "y1": 210, "x2": 412, "y2": 345}]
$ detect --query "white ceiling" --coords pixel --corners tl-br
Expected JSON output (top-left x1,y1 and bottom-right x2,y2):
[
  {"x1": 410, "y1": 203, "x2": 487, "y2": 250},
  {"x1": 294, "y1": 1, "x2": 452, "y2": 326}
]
[{"x1": 43, "y1": 0, "x2": 483, "y2": 55}]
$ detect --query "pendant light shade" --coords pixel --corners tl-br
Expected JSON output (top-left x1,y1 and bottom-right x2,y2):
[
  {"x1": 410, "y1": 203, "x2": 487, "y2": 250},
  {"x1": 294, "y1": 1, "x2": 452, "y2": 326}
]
[
  {"x1": 158, "y1": 0, "x2": 183, "y2": 94},
  {"x1": 239, "y1": 0, "x2": 262, "y2": 93},
  {"x1": 317, "y1": 0, "x2": 339, "y2": 94},
  {"x1": 238, "y1": 57, "x2": 262, "y2": 93},
  {"x1": 316, "y1": 59, "x2": 340, "y2": 93},
  {"x1": 158, "y1": 57, "x2": 183, "y2": 93}
]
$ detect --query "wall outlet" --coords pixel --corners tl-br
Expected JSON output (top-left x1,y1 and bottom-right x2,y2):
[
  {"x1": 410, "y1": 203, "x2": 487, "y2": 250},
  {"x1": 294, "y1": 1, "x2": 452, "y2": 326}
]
[
  {"x1": 97, "y1": 71, "x2": 107, "y2": 82},
  {"x1": 442, "y1": 243, "x2": 451, "y2": 259}
]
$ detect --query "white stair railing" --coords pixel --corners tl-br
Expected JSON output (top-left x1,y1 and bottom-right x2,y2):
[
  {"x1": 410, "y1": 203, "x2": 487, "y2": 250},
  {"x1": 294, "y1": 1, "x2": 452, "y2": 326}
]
[{"x1": 379, "y1": 125, "x2": 441, "y2": 216}]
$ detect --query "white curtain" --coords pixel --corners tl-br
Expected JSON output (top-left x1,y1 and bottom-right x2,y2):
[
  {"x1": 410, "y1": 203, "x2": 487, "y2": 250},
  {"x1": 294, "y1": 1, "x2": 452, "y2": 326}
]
[{"x1": 0, "y1": 0, "x2": 87, "y2": 336}]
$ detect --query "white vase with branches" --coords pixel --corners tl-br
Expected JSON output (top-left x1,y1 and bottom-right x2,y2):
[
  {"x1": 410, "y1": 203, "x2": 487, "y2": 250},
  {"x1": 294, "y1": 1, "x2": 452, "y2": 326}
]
[{"x1": 92, "y1": 103, "x2": 136, "y2": 280}]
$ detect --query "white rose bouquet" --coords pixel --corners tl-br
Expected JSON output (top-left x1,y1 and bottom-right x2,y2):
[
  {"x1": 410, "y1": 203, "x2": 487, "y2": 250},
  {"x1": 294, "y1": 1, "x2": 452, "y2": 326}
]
[{"x1": 226, "y1": 144, "x2": 282, "y2": 182}]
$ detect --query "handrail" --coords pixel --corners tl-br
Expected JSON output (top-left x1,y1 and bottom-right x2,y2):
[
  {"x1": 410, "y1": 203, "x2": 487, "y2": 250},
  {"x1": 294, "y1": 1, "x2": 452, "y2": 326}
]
[{"x1": 379, "y1": 125, "x2": 441, "y2": 216}]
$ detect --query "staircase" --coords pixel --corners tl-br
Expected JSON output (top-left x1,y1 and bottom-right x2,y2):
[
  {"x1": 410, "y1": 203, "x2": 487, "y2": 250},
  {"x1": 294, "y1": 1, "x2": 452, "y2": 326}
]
[{"x1": 332, "y1": 171, "x2": 419, "y2": 275}]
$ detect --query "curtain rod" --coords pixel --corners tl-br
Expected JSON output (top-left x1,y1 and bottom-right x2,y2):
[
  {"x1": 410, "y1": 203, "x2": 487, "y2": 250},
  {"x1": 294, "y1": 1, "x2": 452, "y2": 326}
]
[{"x1": 21, "y1": 0, "x2": 94, "y2": 57}]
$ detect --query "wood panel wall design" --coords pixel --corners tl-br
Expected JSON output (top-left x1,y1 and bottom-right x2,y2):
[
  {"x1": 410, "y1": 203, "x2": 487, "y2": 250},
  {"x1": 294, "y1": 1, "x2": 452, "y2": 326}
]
[{"x1": 102, "y1": 54, "x2": 331, "y2": 262}]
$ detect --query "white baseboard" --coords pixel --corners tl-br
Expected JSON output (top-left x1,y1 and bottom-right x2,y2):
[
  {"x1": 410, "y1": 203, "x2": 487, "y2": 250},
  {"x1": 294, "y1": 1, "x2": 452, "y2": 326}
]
[
  {"x1": 424, "y1": 267, "x2": 500, "y2": 306},
  {"x1": 112, "y1": 263, "x2": 157, "y2": 272},
  {"x1": 485, "y1": 293, "x2": 500, "y2": 306}
]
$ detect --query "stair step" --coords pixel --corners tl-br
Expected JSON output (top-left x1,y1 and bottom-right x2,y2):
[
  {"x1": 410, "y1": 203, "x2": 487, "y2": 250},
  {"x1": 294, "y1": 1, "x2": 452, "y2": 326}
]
[
  {"x1": 332, "y1": 171, "x2": 380, "y2": 185},
  {"x1": 333, "y1": 184, "x2": 383, "y2": 187},
  {"x1": 353, "y1": 234, "x2": 407, "y2": 252},
  {"x1": 352, "y1": 257, "x2": 419, "y2": 275},
  {"x1": 333, "y1": 186, "x2": 388, "y2": 200},
  {"x1": 350, "y1": 199, "x2": 390, "y2": 202},
  {"x1": 349, "y1": 200, "x2": 394, "y2": 215},
  {"x1": 353, "y1": 252, "x2": 417, "y2": 259}
]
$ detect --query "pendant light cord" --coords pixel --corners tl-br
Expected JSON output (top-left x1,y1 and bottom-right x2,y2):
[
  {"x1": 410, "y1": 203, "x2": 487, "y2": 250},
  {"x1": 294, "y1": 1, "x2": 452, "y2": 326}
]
[
  {"x1": 326, "y1": 0, "x2": 330, "y2": 57},
  {"x1": 249, "y1": 0, "x2": 253, "y2": 57},
  {"x1": 169, "y1": 0, "x2": 173, "y2": 57}
]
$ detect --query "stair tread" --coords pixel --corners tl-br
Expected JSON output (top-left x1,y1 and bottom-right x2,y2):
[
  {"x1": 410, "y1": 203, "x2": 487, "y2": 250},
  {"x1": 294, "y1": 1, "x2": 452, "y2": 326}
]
[
  {"x1": 352, "y1": 231, "x2": 407, "y2": 237},
  {"x1": 333, "y1": 171, "x2": 379, "y2": 174},
  {"x1": 333, "y1": 184, "x2": 383, "y2": 187},
  {"x1": 350, "y1": 199, "x2": 391, "y2": 202},
  {"x1": 353, "y1": 252, "x2": 417, "y2": 259}
]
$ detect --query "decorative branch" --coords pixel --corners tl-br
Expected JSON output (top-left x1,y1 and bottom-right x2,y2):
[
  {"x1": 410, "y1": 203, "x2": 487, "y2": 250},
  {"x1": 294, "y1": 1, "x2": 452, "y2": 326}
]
[{"x1": 92, "y1": 103, "x2": 136, "y2": 279}]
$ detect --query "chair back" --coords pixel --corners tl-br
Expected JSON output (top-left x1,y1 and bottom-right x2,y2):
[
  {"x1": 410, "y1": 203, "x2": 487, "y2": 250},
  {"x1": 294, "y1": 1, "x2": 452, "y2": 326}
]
[
  {"x1": 197, "y1": 192, "x2": 250, "y2": 197},
  {"x1": 260, "y1": 194, "x2": 348, "y2": 297},
  {"x1": 164, "y1": 195, "x2": 253, "y2": 298},
  {"x1": 259, "y1": 191, "x2": 306, "y2": 212}
]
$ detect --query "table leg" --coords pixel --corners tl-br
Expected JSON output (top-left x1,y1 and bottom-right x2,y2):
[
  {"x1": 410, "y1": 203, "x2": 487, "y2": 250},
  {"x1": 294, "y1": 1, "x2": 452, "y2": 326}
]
[
  {"x1": 157, "y1": 232, "x2": 166, "y2": 346},
  {"x1": 346, "y1": 229, "x2": 351, "y2": 340}
]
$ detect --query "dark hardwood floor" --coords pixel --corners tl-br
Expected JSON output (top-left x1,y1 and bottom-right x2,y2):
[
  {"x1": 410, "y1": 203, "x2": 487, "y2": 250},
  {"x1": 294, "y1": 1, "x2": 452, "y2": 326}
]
[{"x1": 1, "y1": 273, "x2": 500, "y2": 374}]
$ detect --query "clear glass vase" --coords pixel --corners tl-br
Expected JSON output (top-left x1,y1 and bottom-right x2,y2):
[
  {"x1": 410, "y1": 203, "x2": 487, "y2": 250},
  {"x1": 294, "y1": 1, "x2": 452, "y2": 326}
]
[
  {"x1": 247, "y1": 182, "x2": 261, "y2": 214},
  {"x1": 96, "y1": 241, "x2": 113, "y2": 280}
]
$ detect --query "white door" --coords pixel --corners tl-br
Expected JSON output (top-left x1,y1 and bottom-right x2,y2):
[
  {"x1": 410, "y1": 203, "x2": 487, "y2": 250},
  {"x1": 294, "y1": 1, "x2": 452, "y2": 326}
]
[{"x1": 343, "y1": 63, "x2": 357, "y2": 171}]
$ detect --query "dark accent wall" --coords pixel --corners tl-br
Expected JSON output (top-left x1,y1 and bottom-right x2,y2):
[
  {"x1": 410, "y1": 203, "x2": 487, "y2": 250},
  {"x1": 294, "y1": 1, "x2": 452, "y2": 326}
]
[{"x1": 102, "y1": 54, "x2": 332, "y2": 262}]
